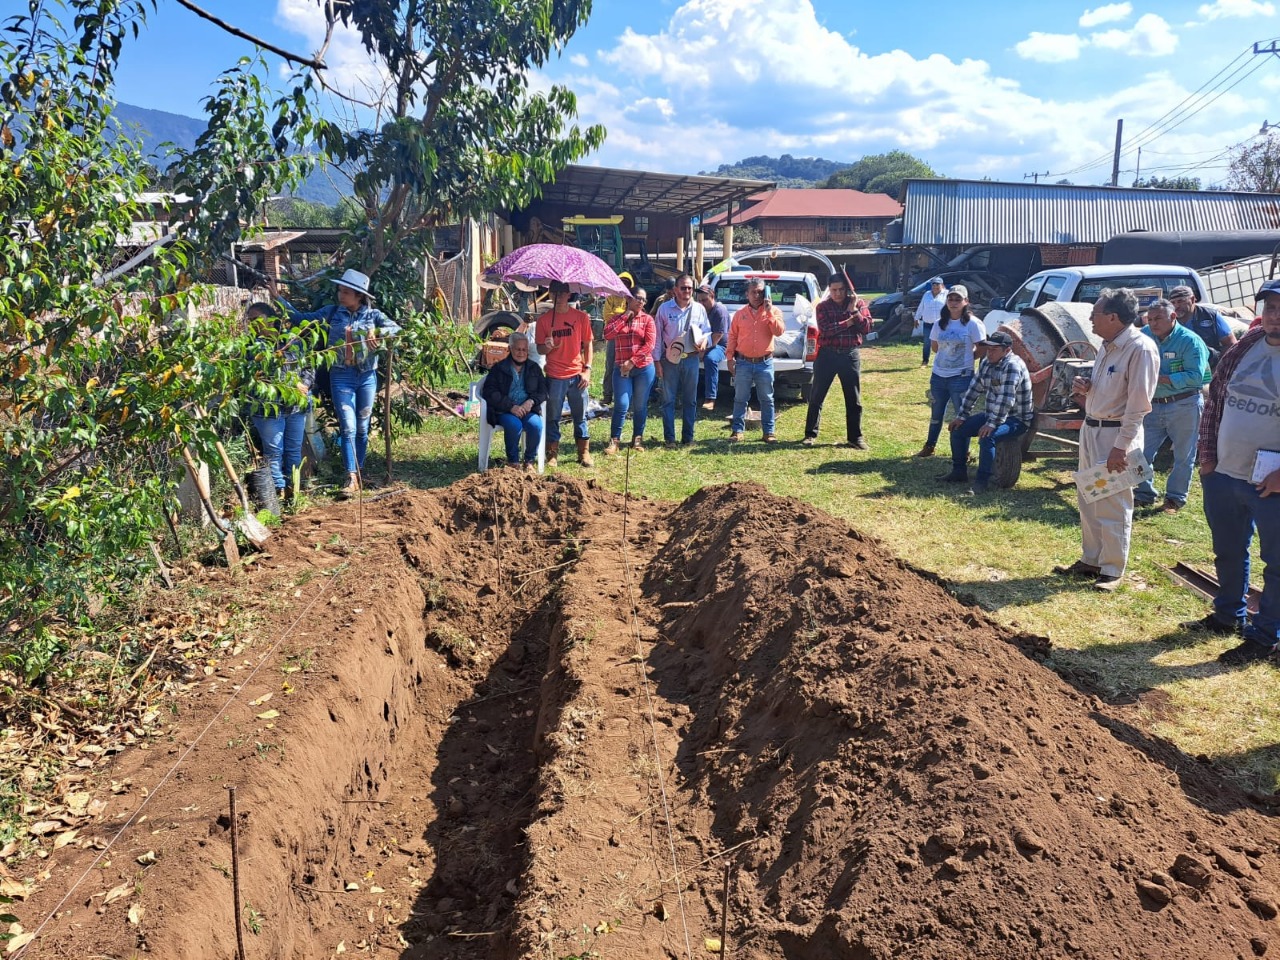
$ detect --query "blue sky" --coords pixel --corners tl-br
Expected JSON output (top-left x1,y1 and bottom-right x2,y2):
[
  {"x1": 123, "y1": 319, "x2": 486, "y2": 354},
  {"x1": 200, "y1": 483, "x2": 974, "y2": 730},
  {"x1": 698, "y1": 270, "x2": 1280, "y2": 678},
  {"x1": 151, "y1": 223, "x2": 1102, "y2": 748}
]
[{"x1": 110, "y1": 0, "x2": 1280, "y2": 187}]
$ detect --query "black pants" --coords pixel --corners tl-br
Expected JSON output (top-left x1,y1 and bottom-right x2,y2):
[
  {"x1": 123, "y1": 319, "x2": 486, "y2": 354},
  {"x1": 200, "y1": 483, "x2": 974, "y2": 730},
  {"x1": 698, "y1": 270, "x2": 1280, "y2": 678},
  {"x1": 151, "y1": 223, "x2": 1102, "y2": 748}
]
[{"x1": 804, "y1": 347, "x2": 863, "y2": 443}]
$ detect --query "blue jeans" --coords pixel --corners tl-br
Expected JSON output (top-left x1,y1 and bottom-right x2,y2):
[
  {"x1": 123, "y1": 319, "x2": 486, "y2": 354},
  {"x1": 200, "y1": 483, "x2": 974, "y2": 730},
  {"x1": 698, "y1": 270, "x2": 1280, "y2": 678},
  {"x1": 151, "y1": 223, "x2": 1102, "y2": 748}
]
[
  {"x1": 1134, "y1": 392, "x2": 1203, "y2": 506},
  {"x1": 1202, "y1": 470, "x2": 1280, "y2": 643},
  {"x1": 496, "y1": 411, "x2": 543, "y2": 463},
  {"x1": 731, "y1": 358, "x2": 776, "y2": 435},
  {"x1": 330, "y1": 365, "x2": 378, "y2": 474},
  {"x1": 949, "y1": 414, "x2": 1028, "y2": 485},
  {"x1": 545, "y1": 375, "x2": 588, "y2": 445},
  {"x1": 702, "y1": 343, "x2": 726, "y2": 401},
  {"x1": 921, "y1": 323, "x2": 933, "y2": 364},
  {"x1": 926, "y1": 372, "x2": 973, "y2": 448},
  {"x1": 252, "y1": 407, "x2": 309, "y2": 490},
  {"x1": 660, "y1": 355, "x2": 700, "y2": 443},
  {"x1": 611, "y1": 362, "x2": 655, "y2": 440}
]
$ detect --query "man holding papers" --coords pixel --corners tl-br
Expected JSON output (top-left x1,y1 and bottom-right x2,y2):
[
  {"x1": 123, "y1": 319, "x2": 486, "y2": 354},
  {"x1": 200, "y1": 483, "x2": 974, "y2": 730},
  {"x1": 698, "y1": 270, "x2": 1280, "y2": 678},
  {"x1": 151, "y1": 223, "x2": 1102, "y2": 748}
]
[
  {"x1": 1188, "y1": 279, "x2": 1280, "y2": 664},
  {"x1": 1053, "y1": 288, "x2": 1159, "y2": 592}
]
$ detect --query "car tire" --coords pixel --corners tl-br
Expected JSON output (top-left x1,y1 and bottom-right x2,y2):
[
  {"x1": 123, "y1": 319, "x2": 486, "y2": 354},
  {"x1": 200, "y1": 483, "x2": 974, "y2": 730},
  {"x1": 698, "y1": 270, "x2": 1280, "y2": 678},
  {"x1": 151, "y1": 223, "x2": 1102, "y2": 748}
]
[
  {"x1": 993, "y1": 437, "x2": 1023, "y2": 489},
  {"x1": 473, "y1": 310, "x2": 524, "y2": 369}
]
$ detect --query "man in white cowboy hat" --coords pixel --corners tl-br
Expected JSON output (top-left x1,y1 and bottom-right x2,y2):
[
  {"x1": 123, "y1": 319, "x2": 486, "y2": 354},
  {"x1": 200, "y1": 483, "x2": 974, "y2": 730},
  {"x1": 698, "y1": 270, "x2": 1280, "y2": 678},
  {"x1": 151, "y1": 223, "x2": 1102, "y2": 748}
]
[{"x1": 284, "y1": 268, "x2": 400, "y2": 498}]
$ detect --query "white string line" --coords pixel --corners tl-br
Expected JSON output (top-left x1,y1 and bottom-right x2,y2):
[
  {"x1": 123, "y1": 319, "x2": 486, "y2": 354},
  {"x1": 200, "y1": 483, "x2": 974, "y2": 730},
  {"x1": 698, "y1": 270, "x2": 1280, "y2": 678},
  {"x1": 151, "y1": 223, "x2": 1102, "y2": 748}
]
[
  {"x1": 14, "y1": 570, "x2": 343, "y2": 958},
  {"x1": 618, "y1": 447, "x2": 696, "y2": 960}
]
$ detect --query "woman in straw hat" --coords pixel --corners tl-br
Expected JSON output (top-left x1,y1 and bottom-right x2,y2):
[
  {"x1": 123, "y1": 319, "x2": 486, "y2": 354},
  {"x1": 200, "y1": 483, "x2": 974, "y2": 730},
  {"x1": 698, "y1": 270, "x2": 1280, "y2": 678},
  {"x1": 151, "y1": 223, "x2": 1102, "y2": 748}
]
[{"x1": 286, "y1": 269, "x2": 400, "y2": 498}]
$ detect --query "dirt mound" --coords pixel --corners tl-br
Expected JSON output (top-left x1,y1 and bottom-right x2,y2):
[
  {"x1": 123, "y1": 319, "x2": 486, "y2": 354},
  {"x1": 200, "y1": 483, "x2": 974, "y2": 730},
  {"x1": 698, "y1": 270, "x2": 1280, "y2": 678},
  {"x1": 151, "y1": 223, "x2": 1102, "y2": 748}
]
[{"x1": 11, "y1": 476, "x2": 1280, "y2": 960}]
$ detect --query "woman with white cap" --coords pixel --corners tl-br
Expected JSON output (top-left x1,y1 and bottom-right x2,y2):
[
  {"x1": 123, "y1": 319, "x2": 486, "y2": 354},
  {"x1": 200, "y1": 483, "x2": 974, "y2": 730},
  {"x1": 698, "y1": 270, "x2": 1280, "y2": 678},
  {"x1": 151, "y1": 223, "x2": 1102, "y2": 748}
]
[
  {"x1": 285, "y1": 269, "x2": 400, "y2": 497},
  {"x1": 916, "y1": 284, "x2": 985, "y2": 458}
]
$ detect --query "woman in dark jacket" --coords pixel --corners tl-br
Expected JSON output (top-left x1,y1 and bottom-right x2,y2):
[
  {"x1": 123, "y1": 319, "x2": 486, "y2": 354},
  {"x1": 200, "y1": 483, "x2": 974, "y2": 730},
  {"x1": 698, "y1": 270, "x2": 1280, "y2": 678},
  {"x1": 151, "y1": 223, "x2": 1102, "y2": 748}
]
[{"x1": 481, "y1": 333, "x2": 548, "y2": 469}]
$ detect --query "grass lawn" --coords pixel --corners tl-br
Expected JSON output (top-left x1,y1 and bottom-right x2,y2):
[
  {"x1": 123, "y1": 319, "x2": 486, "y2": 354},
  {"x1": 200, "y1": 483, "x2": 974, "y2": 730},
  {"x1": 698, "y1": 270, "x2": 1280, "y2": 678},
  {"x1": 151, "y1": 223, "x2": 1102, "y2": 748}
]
[{"x1": 382, "y1": 341, "x2": 1280, "y2": 795}]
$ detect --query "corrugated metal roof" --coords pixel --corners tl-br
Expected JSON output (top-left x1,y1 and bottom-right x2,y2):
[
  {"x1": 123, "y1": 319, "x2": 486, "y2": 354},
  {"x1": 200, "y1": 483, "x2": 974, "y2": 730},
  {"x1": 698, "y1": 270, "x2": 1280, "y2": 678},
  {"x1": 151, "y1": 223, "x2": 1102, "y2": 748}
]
[{"x1": 901, "y1": 179, "x2": 1280, "y2": 246}]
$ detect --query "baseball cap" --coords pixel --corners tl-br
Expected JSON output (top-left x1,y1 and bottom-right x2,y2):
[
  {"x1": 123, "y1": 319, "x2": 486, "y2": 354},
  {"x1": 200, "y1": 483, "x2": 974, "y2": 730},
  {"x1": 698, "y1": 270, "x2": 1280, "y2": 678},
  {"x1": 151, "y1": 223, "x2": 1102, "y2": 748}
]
[
  {"x1": 1169, "y1": 285, "x2": 1195, "y2": 300},
  {"x1": 1256, "y1": 278, "x2": 1280, "y2": 300},
  {"x1": 948, "y1": 284, "x2": 969, "y2": 299},
  {"x1": 930, "y1": 276, "x2": 944, "y2": 285},
  {"x1": 696, "y1": 283, "x2": 714, "y2": 296},
  {"x1": 980, "y1": 331, "x2": 1014, "y2": 348}
]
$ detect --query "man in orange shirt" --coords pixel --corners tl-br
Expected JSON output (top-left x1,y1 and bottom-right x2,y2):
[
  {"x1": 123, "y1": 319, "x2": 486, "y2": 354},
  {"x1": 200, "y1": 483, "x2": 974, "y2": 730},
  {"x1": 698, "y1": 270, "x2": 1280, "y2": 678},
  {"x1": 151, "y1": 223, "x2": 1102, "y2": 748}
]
[
  {"x1": 535, "y1": 280, "x2": 594, "y2": 467},
  {"x1": 727, "y1": 277, "x2": 786, "y2": 443}
]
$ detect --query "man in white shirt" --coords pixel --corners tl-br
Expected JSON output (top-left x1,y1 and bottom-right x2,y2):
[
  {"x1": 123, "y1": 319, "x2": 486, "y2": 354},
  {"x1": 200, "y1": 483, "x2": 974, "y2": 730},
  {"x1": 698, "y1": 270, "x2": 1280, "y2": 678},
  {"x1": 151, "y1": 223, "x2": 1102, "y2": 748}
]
[{"x1": 914, "y1": 277, "x2": 946, "y2": 366}]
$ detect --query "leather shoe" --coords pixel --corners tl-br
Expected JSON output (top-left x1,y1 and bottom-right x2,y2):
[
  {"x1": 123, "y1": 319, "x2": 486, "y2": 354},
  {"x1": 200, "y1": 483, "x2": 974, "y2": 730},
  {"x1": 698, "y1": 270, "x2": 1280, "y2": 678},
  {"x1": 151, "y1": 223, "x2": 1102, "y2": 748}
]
[
  {"x1": 1161, "y1": 499, "x2": 1184, "y2": 514},
  {"x1": 1179, "y1": 613, "x2": 1244, "y2": 636},
  {"x1": 1092, "y1": 574, "x2": 1122, "y2": 592},
  {"x1": 938, "y1": 472, "x2": 968, "y2": 483},
  {"x1": 1218, "y1": 637, "x2": 1279, "y2": 666}
]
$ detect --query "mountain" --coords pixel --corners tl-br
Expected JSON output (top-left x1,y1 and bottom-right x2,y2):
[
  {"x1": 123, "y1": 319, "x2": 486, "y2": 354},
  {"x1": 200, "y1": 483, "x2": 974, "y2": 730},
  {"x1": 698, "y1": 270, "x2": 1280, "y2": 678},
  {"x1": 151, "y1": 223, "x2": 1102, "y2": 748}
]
[
  {"x1": 114, "y1": 101, "x2": 345, "y2": 206},
  {"x1": 700, "y1": 154, "x2": 852, "y2": 188}
]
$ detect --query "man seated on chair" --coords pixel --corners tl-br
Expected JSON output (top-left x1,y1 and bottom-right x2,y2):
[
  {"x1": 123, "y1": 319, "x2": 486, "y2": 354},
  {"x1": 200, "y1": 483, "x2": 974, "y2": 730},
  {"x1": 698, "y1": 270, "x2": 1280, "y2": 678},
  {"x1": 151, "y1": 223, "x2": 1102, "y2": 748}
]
[
  {"x1": 481, "y1": 333, "x2": 547, "y2": 470},
  {"x1": 940, "y1": 331, "x2": 1034, "y2": 496}
]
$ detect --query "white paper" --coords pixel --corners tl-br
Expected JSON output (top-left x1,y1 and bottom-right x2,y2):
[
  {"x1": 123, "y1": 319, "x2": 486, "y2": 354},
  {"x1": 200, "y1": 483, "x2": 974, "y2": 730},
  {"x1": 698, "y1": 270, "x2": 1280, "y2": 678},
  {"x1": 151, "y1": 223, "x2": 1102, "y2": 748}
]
[
  {"x1": 1073, "y1": 450, "x2": 1153, "y2": 503},
  {"x1": 1251, "y1": 449, "x2": 1280, "y2": 484}
]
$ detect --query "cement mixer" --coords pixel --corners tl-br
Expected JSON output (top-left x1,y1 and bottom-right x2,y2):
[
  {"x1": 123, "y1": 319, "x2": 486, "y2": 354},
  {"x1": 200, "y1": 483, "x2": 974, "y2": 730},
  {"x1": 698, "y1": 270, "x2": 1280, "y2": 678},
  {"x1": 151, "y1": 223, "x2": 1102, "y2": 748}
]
[{"x1": 987, "y1": 301, "x2": 1101, "y2": 488}]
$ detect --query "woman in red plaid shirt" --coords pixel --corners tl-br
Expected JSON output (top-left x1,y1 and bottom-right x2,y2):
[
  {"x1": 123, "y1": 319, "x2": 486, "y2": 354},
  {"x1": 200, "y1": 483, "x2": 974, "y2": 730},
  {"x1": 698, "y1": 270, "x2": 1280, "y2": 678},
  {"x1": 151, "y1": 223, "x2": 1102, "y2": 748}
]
[{"x1": 603, "y1": 289, "x2": 657, "y2": 454}]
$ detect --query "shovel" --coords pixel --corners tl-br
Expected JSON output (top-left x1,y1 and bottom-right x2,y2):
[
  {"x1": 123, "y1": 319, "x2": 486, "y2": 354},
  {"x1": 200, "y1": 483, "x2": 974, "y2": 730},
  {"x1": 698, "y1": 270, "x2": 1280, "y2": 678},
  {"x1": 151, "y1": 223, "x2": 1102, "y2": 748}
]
[{"x1": 210, "y1": 439, "x2": 273, "y2": 549}]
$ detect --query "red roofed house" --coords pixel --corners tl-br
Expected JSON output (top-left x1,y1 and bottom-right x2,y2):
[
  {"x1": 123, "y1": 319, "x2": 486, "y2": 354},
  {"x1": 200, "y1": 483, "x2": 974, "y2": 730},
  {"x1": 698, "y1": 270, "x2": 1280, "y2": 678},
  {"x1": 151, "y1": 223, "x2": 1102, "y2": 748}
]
[{"x1": 704, "y1": 188, "x2": 903, "y2": 247}]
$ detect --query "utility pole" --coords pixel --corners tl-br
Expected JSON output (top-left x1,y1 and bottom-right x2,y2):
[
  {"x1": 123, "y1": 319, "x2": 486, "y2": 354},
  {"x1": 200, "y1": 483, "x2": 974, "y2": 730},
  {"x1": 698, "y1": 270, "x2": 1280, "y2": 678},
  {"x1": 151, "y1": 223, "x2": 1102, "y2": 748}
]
[
  {"x1": 1110, "y1": 118, "x2": 1123, "y2": 187},
  {"x1": 1135, "y1": 146, "x2": 1142, "y2": 183},
  {"x1": 1023, "y1": 171, "x2": 1050, "y2": 183},
  {"x1": 1255, "y1": 40, "x2": 1280, "y2": 57}
]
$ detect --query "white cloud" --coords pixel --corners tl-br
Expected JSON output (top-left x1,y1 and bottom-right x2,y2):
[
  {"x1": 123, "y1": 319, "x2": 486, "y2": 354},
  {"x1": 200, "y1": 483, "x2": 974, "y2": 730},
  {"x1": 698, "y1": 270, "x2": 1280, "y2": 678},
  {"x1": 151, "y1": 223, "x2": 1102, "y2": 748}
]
[
  {"x1": 623, "y1": 97, "x2": 676, "y2": 123},
  {"x1": 1197, "y1": 0, "x2": 1276, "y2": 18},
  {"x1": 275, "y1": 0, "x2": 391, "y2": 103},
  {"x1": 569, "y1": 53, "x2": 590, "y2": 68},
  {"x1": 1079, "y1": 2, "x2": 1132, "y2": 27},
  {"x1": 1090, "y1": 13, "x2": 1178, "y2": 56},
  {"x1": 1015, "y1": 32, "x2": 1086, "y2": 62}
]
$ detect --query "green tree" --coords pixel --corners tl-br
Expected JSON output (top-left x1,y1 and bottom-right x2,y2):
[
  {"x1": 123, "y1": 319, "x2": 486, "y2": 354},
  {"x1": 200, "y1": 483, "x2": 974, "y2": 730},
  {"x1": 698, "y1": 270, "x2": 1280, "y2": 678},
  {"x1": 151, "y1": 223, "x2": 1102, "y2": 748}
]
[
  {"x1": 824, "y1": 151, "x2": 940, "y2": 196},
  {"x1": 0, "y1": 2, "x2": 320, "y2": 679},
  {"x1": 268, "y1": 196, "x2": 364, "y2": 229},
  {"x1": 1227, "y1": 132, "x2": 1280, "y2": 194},
  {"x1": 714, "y1": 224, "x2": 762, "y2": 246},
  {"x1": 1132, "y1": 176, "x2": 1201, "y2": 190}
]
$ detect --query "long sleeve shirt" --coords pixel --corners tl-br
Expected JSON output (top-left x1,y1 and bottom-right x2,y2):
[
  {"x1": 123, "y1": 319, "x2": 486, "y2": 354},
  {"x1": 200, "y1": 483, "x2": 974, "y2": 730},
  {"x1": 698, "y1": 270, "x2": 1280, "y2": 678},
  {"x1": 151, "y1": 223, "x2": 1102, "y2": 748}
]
[
  {"x1": 653, "y1": 299, "x2": 711, "y2": 363},
  {"x1": 815, "y1": 295, "x2": 872, "y2": 352},
  {"x1": 284, "y1": 301, "x2": 400, "y2": 374},
  {"x1": 727, "y1": 303, "x2": 785, "y2": 359},
  {"x1": 914, "y1": 289, "x2": 945, "y2": 325},
  {"x1": 958, "y1": 352, "x2": 1035, "y2": 427},
  {"x1": 1083, "y1": 323, "x2": 1160, "y2": 450},
  {"x1": 1143, "y1": 322, "x2": 1210, "y2": 397},
  {"x1": 603, "y1": 310, "x2": 656, "y2": 368}
]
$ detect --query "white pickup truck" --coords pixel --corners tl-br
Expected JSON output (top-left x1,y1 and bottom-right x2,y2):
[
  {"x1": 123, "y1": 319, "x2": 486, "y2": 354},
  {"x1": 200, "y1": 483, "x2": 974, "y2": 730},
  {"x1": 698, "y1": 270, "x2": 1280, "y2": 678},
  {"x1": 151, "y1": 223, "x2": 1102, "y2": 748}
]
[
  {"x1": 982, "y1": 264, "x2": 1210, "y2": 335},
  {"x1": 707, "y1": 269, "x2": 821, "y2": 398}
]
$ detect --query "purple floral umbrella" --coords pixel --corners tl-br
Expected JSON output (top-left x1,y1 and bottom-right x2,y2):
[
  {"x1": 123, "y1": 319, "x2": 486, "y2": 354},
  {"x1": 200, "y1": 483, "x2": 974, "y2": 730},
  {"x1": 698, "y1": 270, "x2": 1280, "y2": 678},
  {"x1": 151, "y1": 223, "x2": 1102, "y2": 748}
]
[{"x1": 481, "y1": 243, "x2": 630, "y2": 297}]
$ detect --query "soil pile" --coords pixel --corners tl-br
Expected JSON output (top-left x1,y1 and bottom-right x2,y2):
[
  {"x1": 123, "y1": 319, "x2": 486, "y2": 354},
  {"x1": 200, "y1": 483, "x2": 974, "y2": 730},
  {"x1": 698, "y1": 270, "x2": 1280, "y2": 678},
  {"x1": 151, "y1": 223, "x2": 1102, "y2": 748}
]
[{"x1": 10, "y1": 475, "x2": 1280, "y2": 960}]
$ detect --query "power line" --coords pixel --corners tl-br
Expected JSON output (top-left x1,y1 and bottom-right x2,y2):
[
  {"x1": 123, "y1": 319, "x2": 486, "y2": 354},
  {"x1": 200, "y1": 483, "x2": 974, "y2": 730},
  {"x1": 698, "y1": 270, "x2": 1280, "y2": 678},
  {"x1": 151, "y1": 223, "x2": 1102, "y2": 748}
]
[{"x1": 1048, "y1": 37, "x2": 1277, "y2": 179}]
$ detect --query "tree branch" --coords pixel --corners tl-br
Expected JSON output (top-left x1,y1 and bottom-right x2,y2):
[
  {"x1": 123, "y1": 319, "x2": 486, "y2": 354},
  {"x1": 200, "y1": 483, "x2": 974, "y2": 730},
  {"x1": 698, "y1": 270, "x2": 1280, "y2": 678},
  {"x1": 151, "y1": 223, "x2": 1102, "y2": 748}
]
[{"x1": 173, "y1": 0, "x2": 329, "y2": 70}]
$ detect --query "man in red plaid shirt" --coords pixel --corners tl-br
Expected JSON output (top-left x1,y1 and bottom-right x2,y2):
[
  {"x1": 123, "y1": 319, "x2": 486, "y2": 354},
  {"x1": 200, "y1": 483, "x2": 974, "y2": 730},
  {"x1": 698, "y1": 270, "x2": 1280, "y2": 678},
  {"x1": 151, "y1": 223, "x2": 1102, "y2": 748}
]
[{"x1": 803, "y1": 271, "x2": 873, "y2": 448}]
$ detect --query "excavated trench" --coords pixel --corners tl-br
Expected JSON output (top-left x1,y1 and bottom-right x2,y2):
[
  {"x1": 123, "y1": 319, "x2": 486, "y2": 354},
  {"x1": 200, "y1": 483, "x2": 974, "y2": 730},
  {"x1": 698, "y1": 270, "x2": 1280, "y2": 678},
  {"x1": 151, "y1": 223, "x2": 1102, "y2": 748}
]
[{"x1": 15, "y1": 474, "x2": 1280, "y2": 960}]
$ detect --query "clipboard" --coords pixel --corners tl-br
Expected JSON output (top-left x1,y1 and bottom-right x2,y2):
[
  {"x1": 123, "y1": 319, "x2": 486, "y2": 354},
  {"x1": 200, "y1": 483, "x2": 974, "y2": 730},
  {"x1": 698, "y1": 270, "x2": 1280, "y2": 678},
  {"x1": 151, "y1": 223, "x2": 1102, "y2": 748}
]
[{"x1": 1251, "y1": 449, "x2": 1280, "y2": 484}]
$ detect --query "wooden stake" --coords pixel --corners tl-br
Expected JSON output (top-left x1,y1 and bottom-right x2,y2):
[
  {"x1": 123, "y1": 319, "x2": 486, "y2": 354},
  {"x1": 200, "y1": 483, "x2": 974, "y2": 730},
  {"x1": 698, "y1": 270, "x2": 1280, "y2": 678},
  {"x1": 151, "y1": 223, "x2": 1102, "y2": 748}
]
[
  {"x1": 383, "y1": 347, "x2": 394, "y2": 485},
  {"x1": 228, "y1": 786, "x2": 247, "y2": 960},
  {"x1": 719, "y1": 861, "x2": 733, "y2": 959}
]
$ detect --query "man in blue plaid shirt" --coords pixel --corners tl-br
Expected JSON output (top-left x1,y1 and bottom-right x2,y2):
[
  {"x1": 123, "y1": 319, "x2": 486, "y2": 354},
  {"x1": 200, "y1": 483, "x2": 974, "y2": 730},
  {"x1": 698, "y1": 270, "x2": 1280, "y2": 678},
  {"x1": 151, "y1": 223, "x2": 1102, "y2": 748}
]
[{"x1": 939, "y1": 330, "x2": 1034, "y2": 494}]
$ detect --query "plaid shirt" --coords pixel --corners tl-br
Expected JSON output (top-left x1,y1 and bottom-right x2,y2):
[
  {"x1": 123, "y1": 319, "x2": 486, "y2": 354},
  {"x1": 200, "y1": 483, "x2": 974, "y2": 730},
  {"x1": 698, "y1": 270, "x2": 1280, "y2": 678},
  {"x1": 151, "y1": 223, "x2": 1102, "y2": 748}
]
[
  {"x1": 815, "y1": 295, "x2": 872, "y2": 352},
  {"x1": 1198, "y1": 325, "x2": 1266, "y2": 467},
  {"x1": 602, "y1": 310, "x2": 656, "y2": 368},
  {"x1": 959, "y1": 352, "x2": 1035, "y2": 427}
]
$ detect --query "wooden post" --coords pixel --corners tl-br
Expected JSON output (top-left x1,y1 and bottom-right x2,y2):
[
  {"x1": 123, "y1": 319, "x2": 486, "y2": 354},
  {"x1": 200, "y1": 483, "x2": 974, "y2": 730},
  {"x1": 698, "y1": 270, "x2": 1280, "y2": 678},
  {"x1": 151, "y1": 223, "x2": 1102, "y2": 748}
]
[
  {"x1": 676, "y1": 236, "x2": 686, "y2": 278},
  {"x1": 695, "y1": 215, "x2": 705, "y2": 281},
  {"x1": 501, "y1": 223, "x2": 514, "y2": 257},
  {"x1": 724, "y1": 200, "x2": 736, "y2": 263},
  {"x1": 383, "y1": 347, "x2": 394, "y2": 485}
]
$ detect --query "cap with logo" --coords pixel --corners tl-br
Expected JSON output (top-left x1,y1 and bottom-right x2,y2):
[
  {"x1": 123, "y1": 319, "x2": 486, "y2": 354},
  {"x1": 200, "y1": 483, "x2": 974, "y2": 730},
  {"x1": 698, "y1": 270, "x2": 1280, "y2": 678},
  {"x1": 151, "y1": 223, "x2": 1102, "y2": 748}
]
[
  {"x1": 1256, "y1": 278, "x2": 1280, "y2": 300},
  {"x1": 981, "y1": 331, "x2": 1014, "y2": 348},
  {"x1": 1169, "y1": 284, "x2": 1195, "y2": 301},
  {"x1": 948, "y1": 284, "x2": 969, "y2": 300},
  {"x1": 930, "y1": 276, "x2": 945, "y2": 286}
]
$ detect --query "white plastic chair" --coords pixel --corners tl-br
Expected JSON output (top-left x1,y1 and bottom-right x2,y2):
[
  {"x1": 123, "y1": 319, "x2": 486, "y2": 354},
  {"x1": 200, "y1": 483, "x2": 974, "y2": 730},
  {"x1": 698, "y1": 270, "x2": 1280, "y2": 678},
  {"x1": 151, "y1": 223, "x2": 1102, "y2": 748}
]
[{"x1": 476, "y1": 376, "x2": 546, "y2": 473}]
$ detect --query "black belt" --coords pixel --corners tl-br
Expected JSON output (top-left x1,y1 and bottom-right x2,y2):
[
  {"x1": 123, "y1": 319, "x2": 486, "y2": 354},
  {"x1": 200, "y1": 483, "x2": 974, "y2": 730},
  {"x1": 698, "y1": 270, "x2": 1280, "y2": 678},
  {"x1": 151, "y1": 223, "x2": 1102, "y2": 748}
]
[
  {"x1": 1085, "y1": 417, "x2": 1122, "y2": 428},
  {"x1": 1151, "y1": 390, "x2": 1198, "y2": 405},
  {"x1": 734, "y1": 353, "x2": 770, "y2": 363}
]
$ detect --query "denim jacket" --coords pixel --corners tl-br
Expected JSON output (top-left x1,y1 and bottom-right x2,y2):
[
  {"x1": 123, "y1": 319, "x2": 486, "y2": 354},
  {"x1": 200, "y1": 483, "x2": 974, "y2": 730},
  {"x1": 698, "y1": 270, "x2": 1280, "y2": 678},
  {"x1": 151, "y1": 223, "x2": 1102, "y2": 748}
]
[{"x1": 286, "y1": 301, "x2": 400, "y2": 374}]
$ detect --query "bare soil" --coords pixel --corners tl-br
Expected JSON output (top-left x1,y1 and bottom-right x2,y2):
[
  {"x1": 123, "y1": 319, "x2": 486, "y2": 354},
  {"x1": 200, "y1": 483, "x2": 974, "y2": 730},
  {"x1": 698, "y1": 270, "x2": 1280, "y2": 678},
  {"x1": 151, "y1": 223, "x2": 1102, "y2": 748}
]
[{"x1": 10, "y1": 474, "x2": 1280, "y2": 960}]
